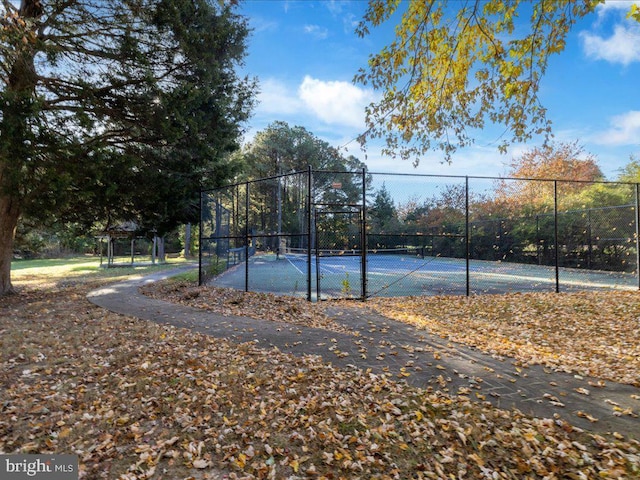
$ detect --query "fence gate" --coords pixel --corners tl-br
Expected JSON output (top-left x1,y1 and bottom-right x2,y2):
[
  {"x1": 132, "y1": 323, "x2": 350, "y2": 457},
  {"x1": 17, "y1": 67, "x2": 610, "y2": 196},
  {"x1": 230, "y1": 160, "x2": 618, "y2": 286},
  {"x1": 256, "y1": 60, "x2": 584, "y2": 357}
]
[{"x1": 314, "y1": 204, "x2": 365, "y2": 300}]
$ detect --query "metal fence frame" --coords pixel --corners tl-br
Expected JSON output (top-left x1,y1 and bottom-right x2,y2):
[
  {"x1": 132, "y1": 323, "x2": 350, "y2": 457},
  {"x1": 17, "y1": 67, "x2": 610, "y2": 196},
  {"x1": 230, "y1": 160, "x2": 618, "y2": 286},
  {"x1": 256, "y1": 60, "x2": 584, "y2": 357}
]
[{"x1": 200, "y1": 168, "x2": 640, "y2": 300}]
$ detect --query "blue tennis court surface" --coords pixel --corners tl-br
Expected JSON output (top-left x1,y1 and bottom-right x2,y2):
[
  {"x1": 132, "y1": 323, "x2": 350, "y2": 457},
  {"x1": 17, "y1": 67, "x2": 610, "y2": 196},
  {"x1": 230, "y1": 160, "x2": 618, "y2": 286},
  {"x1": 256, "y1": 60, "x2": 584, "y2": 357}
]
[{"x1": 209, "y1": 251, "x2": 637, "y2": 300}]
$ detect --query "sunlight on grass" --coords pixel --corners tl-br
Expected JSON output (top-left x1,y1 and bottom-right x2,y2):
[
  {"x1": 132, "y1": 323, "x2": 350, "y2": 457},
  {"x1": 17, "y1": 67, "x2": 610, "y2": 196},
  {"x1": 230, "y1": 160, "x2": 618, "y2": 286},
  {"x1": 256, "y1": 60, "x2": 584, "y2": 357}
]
[
  {"x1": 11, "y1": 256, "x2": 97, "y2": 271},
  {"x1": 164, "y1": 269, "x2": 199, "y2": 283},
  {"x1": 11, "y1": 255, "x2": 190, "y2": 288}
]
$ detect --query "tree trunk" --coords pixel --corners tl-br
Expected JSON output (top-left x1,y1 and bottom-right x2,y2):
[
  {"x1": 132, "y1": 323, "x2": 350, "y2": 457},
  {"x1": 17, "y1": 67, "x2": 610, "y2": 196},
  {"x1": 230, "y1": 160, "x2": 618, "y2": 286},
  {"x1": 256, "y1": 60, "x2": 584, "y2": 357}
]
[
  {"x1": 158, "y1": 236, "x2": 166, "y2": 263},
  {"x1": 0, "y1": 1, "x2": 40, "y2": 295},
  {"x1": 184, "y1": 223, "x2": 192, "y2": 258},
  {"x1": 0, "y1": 193, "x2": 21, "y2": 295}
]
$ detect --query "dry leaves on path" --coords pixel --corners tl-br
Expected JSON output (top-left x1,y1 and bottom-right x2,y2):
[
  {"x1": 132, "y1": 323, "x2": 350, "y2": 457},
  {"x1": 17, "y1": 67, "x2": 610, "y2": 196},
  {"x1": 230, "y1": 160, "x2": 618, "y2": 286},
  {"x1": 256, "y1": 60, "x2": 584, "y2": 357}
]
[
  {"x1": 141, "y1": 280, "x2": 353, "y2": 335},
  {"x1": 2, "y1": 283, "x2": 639, "y2": 479},
  {"x1": 145, "y1": 280, "x2": 640, "y2": 387},
  {"x1": 366, "y1": 291, "x2": 640, "y2": 386}
]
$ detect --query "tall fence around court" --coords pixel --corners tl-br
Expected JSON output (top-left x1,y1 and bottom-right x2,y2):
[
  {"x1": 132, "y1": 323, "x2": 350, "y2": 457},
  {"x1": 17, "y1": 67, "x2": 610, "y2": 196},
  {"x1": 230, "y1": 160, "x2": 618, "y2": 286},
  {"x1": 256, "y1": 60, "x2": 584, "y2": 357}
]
[{"x1": 200, "y1": 169, "x2": 640, "y2": 300}]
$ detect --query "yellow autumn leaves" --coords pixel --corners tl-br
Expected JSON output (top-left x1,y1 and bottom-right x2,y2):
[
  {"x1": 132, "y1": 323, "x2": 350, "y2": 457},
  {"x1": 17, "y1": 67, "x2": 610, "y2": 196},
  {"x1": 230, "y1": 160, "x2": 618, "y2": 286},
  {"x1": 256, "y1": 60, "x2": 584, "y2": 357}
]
[
  {"x1": 367, "y1": 290, "x2": 640, "y2": 386},
  {"x1": 354, "y1": 0, "x2": 632, "y2": 162}
]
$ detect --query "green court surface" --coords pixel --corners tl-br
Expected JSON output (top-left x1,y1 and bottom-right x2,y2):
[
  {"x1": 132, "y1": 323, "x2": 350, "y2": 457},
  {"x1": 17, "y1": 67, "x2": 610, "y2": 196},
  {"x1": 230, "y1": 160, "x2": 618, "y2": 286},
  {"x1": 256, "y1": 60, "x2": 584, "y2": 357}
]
[{"x1": 208, "y1": 251, "x2": 637, "y2": 300}]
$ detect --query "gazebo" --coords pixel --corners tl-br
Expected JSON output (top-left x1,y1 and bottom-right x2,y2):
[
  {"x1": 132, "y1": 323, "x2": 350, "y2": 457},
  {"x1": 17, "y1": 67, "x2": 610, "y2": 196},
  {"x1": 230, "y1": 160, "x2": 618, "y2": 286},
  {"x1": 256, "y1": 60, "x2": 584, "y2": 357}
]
[{"x1": 97, "y1": 222, "x2": 165, "y2": 267}]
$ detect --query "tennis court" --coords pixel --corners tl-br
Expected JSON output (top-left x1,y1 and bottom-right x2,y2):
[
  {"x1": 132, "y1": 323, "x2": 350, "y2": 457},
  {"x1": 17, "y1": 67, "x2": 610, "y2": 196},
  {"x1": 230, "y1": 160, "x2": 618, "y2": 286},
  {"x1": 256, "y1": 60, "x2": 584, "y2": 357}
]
[
  {"x1": 208, "y1": 249, "x2": 637, "y2": 300},
  {"x1": 201, "y1": 169, "x2": 640, "y2": 301}
]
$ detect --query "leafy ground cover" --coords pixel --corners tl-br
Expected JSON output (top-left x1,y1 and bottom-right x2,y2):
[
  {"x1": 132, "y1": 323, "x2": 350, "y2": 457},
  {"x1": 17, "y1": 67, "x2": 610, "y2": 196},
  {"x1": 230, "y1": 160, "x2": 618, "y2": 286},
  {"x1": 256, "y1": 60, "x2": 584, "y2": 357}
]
[
  {"x1": 141, "y1": 278, "x2": 353, "y2": 335},
  {"x1": 1, "y1": 261, "x2": 639, "y2": 479},
  {"x1": 146, "y1": 278, "x2": 640, "y2": 387},
  {"x1": 366, "y1": 292, "x2": 640, "y2": 387}
]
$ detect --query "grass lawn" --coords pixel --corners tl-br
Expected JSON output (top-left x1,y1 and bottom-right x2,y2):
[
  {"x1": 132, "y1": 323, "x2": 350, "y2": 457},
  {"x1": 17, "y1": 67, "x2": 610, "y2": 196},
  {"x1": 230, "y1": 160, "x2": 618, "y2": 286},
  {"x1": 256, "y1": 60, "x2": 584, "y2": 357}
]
[
  {"x1": 10, "y1": 255, "x2": 189, "y2": 288},
  {"x1": 1, "y1": 258, "x2": 639, "y2": 479}
]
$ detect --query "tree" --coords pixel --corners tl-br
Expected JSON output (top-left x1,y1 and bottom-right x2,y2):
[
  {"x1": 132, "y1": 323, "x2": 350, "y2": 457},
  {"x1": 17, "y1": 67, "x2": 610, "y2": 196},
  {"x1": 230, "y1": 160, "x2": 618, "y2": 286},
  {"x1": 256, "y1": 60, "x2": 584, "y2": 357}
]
[
  {"x1": 369, "y1": 183, "x2": 397, "y2": 232},
  {"x1": 0, "y1": 0, "x2": 256, "y2": 294},
  {"x1": 242, "y1": 121, "x2": 369, "y2": 180},
  {"x1": 494, "y1": 142, "x2": 603, "y2": 211},
  {"x1": 239, "y1": 122, "x2": 372, "y2": 252},
  {"x1": 355, "y1": 0, "x2": 639, "y2": 165},
  {"x1": 241, "y1": 122, "x2": 370, "y2": 246},
  {"x1": 616, "y1": 155, "x2": 640, "y2": 183}
]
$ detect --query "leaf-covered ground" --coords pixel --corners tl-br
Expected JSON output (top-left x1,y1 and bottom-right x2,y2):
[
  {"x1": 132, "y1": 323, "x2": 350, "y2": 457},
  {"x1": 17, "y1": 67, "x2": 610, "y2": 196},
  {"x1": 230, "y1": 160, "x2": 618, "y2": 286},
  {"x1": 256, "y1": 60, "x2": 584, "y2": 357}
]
[
  {"x1": 366, "y1": 291, "x2": 640, "y2": 387},
  {"x1": 145, "y1": 281, "x2": 640, "y2": 387},
  {"x1": 141, "y1": 281, "x2": 353, "y2": 335},
  {"x1": 1, "y1": 270, "x2": 639, "y2": 479}
]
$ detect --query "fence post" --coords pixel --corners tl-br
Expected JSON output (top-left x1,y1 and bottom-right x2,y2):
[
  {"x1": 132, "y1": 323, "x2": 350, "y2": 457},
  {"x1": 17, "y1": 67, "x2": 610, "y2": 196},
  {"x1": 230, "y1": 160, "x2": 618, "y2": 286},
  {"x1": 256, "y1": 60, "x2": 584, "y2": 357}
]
[
  {"x1": 535, "y1": 215, "x2": 541, "y2": 265},
  {"x1": 361, "y1": 167, "x2": 368, "y2": 301},
  {"x1": 554, "y1": 180, "x2": 560, "y2": 293},
  {"x1": 315, "y1": 210, "x2": 321, "y2": 300},
  {"x1": 636, "y1": 184, "x2": 640, "y2": 291},
  {"x1": 198, "y1": 189, "x2": 203, "y2": 286},
  {"x1": 587, "y1": 208, "x2": 593, "y2": 270},
  {"x1": 307, "y1": 166, "x2": 312, "y2": 301},
  {"x1": 245, "y1": 182, "x2": 250, "y2": 292},
  {"x1": 465, "y1": 176, "x2": 470, "y2": 296}
]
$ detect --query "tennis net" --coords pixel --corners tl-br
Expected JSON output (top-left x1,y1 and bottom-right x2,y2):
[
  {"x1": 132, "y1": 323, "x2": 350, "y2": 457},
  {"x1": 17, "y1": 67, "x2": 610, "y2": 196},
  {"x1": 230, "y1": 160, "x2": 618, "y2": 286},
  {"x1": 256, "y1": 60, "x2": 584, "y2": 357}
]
[{"x1": 285, "y1": 246, "x2": 427, "y2": 258}]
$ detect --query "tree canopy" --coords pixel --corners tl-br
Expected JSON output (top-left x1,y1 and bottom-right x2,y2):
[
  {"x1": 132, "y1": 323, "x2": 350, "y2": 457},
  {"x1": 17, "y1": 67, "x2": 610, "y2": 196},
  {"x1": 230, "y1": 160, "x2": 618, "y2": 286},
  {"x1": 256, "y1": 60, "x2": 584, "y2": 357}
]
[
  {"x1": 239, "y1": 121, "x2": 370, "y2": 246},
  {"x1": 242, "y1": 121, "x2": 367, "y2": 178},
  {"x1": 0, "y1": 0, "x2": 256, "y2": 294},
  {"x1": 355, "y1": 0, "x2": 638, "y2": 165},
  {"x1": 241, "y1": 121, "x2": 370, "y2": 206},
  {"x1": 494, "y1": 142, "x2": 603, "y2": 212}
]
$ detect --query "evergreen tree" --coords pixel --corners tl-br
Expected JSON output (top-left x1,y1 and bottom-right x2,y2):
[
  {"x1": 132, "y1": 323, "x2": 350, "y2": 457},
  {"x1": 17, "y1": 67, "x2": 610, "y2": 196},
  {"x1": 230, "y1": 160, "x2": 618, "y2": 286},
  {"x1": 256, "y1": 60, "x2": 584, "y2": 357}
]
[
  {"x1": 0, "y1": 0, "x2": 256, "y2": 294},
  {"x1": 369, "y1": 184, "x2": 397, "y2": 232}
]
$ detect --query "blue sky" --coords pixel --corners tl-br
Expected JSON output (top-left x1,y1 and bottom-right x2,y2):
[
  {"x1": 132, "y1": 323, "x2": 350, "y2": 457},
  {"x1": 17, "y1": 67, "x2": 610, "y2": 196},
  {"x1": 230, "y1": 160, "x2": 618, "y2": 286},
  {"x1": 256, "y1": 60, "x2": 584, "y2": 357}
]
[{"x1": 237, "y1": 0, "x2": 640, "y2": 181}]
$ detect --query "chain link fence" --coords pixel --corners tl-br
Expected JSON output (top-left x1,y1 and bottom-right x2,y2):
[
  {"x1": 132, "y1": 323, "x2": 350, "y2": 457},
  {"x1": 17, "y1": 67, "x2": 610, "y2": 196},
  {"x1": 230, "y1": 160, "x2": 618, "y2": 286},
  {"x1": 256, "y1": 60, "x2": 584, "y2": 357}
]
[{"x1": 200, "y1": 169, "x2": 640, "y2": 300}]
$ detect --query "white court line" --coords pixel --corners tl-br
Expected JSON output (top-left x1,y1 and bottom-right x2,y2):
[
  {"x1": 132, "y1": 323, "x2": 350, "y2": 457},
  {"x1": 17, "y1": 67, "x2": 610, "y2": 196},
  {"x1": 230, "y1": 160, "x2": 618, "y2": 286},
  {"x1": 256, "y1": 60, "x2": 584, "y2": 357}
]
[
  {"x1": 366, "y1": 269, "x2": 635, "y2": 290},
  {"x1": 284, "y1": 255, "x2": 635, "y2": 290},
  {"x1": 285, "y1": 256, "x2": 305, "y2": 275}
]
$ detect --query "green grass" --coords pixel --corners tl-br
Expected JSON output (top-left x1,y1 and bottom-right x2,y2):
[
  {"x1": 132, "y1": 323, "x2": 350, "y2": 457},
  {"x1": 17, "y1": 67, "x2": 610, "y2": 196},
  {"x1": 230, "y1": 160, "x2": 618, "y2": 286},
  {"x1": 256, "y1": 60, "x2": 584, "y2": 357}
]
[
  {"x1": 11, "y1": 255, "x2": 191, "y2": 286},
  {"x1": 11, "y1": 256, "x2": 98, "y2": 271},
  {"x1": 166, "y1": 269, "x2": 199, "y2": 283}
]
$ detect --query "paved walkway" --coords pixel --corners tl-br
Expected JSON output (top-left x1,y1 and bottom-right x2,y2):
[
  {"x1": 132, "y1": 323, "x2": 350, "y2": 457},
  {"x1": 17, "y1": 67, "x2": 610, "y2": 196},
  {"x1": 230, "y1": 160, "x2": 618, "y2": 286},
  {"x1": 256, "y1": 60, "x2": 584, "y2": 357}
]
[{"x1": 87, "y1": 266, "x2": 640, "y2": 438}]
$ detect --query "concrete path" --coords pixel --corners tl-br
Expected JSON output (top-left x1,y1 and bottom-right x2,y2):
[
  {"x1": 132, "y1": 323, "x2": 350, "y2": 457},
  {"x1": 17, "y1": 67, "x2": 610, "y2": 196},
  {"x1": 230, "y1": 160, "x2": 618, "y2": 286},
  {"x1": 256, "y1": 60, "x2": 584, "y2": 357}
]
[{"x1": 87, "y1": 266, "x2": 640, "y2": 438}]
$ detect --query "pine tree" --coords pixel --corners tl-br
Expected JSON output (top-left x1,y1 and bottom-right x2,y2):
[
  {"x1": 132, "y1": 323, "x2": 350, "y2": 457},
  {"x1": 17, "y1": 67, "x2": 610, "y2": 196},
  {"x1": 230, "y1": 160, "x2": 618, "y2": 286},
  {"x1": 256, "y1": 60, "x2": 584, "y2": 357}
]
[{"x1": 0, "y1": 0, "x2": 256, "y2": 294}]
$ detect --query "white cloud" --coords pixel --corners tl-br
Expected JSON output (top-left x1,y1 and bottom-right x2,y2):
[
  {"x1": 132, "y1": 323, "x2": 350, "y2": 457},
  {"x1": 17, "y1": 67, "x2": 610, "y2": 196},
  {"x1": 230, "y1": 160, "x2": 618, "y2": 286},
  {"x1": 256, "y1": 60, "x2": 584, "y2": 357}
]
[
  {"x1": 256, "y1": 78, "x2": 304, "y2": 115},
  {"x1": 303, "y1": 24, "x2": 329, "y2": 39},
  {"x1": 298, "y1": 76, "x2": 377, "y2": 129},
  {"x1": 324, "y1": 0, "x2": 360, "y2": 32},
  {"x1": 593, "y1": 111, "x2": 640, "y2": 146},
  {"x1": 326, "y1": 0, "x2": 346, "y2": 16},
  {"x1": 254, "y1": 76, "x2": 376, "y2": 130},
  {"x1": 580, "y1": 1, "x2": 640, "y2": 65},
  {"x1": 596, "y1": 1, "x2": 640, "y2": 17},
  {"x1": 248, "y1": 16, "x2": 279, "y2": 35},
  {"x1": 580, "y1": 24, "x2": 640, "y2": 65}
]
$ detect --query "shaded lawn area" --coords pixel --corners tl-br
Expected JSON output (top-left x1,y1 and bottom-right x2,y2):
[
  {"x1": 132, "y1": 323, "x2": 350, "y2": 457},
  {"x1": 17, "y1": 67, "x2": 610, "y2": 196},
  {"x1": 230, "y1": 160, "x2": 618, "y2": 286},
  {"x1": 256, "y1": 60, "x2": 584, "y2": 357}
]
[{"x1": 1, "y1": 260, "x2": 639, "y2": 479}]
